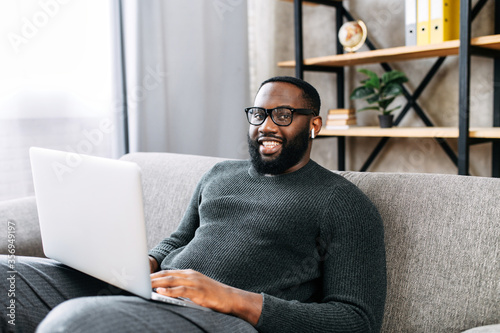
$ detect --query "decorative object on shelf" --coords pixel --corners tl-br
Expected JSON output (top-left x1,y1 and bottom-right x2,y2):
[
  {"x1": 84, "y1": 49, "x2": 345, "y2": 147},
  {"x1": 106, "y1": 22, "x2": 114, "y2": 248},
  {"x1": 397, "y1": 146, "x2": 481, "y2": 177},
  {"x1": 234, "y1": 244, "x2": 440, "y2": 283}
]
[
  {"x1": 378, "y1": 114, "x2": 394, "y2": 128},
  {"x1": 325, "y1": 109, "x2": 356, "y2": 130},
  {"x1": 338, "y1": 20, "x2": 367, "y2": 52},
  {"x1": 350, "y1": 68, "x2": 409, "y2": 128}
]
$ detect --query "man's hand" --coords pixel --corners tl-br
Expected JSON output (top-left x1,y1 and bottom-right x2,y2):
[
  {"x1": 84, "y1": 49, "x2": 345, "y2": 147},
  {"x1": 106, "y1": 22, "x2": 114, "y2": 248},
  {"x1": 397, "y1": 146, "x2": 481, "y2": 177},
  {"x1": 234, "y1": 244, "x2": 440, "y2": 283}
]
[
  {"x1": 151, "y1": 269, "x2": 263, "y2": 326},
  {"x1": 149, "y1": 256, "x2": 159, "y2": 273}
]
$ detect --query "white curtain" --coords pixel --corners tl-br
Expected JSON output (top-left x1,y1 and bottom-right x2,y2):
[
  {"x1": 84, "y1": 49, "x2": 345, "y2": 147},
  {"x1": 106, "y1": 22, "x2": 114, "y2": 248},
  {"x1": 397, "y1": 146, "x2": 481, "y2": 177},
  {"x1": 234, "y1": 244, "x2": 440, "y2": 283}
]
[
  {"x1": 0, "y1": 0, "x2": 126, "y2": 201},
  {"x1": 123, "y1": 0, "x2": 250, "y2": 158}
]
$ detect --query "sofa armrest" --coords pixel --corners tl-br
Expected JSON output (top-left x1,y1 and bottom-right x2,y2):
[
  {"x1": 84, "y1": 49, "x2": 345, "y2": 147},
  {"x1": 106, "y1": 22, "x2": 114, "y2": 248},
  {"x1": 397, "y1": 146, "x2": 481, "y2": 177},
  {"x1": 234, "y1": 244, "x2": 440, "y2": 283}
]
[{"x1": 0, "y1": 196, "x2": 44, "y2": 257}]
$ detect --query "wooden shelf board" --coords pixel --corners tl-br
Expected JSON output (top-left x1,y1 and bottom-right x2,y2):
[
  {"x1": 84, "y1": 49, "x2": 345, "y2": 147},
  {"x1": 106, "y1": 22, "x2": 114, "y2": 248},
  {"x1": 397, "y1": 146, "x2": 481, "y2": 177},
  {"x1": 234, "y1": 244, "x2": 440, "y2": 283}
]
[
  {"x1": 280, "y1": 0, "x2": 341, "y2": 5},
  {"x1": 473, "y1": 34, "x2": 500, "y2": 51},
  {"x1": 318, "y1": 126, "x2": 500, "y2": 139},
  {"x1": 278, "y1": 34, "x2": 500, "y2": 67}
]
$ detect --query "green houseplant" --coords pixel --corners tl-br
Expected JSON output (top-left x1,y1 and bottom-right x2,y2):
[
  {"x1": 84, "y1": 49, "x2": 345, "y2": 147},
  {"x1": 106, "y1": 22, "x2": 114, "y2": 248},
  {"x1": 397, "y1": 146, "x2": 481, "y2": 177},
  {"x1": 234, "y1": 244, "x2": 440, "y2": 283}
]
[{"x1": 350, "y1": 68, "x2": 408, "y2": 128}]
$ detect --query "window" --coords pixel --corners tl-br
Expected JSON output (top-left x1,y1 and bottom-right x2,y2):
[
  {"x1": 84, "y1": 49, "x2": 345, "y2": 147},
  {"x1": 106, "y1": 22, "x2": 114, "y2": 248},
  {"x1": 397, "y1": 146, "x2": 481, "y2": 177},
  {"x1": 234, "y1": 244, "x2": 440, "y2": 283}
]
[{"x1": 0, "y1": 0, "x2": 125, "y2": 200}]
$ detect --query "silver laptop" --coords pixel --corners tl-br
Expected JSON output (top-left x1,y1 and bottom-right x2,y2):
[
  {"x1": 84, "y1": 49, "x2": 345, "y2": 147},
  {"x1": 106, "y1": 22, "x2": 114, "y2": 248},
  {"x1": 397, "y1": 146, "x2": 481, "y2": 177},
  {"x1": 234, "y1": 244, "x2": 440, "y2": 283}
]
[{"x1": 29, "y1": 147, "x2": 210, "y2": 311}]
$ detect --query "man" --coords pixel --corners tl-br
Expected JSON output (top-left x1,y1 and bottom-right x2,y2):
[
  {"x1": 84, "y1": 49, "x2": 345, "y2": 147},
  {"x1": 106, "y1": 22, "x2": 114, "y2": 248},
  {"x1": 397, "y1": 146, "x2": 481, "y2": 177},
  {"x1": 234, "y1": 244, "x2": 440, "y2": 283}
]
[{"x1": 1, "y1": 76, "x2": 386, "y2": 333}]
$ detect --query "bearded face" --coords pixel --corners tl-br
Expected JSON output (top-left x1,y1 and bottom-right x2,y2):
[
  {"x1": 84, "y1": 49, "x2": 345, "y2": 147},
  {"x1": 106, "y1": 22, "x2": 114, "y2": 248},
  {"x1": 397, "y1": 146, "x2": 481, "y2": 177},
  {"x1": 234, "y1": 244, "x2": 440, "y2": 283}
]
[
  {"x1": 246, "y1": 81, "x2": 320, "y2": 175},
  {"x1": 247, "y1": 123, "x2": 310, "y2": 175}
]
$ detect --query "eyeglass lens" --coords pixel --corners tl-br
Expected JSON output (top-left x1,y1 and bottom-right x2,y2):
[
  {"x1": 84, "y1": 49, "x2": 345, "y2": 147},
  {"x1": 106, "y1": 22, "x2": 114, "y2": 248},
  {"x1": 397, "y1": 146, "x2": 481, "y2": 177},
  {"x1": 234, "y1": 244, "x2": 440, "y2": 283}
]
[{"x1": 247, "y1": 108, "x2": 293, "y2": 126}]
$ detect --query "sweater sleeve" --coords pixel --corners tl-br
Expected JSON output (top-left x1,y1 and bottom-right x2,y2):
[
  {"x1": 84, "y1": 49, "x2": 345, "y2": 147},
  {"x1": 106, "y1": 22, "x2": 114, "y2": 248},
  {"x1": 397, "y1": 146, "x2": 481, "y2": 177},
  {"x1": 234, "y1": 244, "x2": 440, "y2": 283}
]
[
  {"x1": 255, "y1": 184, "x2": 387, "y2": 333},
  {"x1": 148, "y1": 179, "x2": 204, "y2": 265}
]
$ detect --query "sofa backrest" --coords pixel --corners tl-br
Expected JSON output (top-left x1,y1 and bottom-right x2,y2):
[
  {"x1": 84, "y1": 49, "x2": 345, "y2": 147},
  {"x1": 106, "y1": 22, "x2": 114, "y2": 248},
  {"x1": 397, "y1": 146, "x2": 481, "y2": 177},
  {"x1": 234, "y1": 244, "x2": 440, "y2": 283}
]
[
  {"x1": 339, "y1": 171, "x2": 500, "y2": 332},
  {"x1": 120, "y1": 152, "x2": 227, "y2": 249},
  {"x1": 121, "y1": 152, "x2": 500, "y2": 333}
]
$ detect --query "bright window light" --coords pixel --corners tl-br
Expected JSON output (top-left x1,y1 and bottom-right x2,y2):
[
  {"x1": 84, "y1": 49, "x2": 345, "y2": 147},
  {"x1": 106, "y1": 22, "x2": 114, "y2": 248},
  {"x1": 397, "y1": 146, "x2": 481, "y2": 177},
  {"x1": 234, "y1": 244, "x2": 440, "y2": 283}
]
[{"x1": 0, "y1": 0, "x2": 125, "y2": 200}]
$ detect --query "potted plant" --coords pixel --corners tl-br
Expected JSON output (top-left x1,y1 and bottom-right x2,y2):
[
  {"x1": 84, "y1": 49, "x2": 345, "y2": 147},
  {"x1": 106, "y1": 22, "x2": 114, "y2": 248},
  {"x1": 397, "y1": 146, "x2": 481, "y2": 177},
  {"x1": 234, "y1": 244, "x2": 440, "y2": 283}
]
[{"x1": 350, "y1": 68, "x2": 408, "y2": 128}]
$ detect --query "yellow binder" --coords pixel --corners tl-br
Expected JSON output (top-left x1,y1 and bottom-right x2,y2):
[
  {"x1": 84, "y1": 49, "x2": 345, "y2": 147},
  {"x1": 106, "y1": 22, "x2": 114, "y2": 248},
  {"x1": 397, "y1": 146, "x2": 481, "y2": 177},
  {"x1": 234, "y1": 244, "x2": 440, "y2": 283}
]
[
  {"x1": 430, "y1": 0, "x2": 460, "y2": 44},
  {"x1": 417, "y1": 0, "x2": 430, "y2": 45}
]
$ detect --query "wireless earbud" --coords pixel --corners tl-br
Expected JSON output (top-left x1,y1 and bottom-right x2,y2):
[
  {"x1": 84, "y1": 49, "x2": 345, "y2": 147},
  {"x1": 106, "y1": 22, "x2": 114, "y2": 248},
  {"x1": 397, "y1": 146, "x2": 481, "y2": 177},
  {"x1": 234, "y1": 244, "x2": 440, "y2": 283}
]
[{"x1": 311, "y1": 128, "x2": 315, "y2": 139}]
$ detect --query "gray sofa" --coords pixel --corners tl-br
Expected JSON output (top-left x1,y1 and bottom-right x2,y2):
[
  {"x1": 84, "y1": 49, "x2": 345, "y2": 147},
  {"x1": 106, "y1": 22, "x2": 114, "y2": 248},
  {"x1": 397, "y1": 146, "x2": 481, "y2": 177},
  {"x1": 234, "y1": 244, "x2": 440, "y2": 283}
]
[{"x1": 1, "y1": 152, "x2": 499, "y2": 332}]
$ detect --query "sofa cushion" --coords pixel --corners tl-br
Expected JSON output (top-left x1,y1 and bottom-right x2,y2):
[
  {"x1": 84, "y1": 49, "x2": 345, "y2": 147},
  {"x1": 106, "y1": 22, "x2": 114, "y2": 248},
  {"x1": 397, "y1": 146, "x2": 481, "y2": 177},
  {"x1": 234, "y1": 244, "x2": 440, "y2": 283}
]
[{"x1": 339, "y1": 171, "x2": 500, "y2": 333}]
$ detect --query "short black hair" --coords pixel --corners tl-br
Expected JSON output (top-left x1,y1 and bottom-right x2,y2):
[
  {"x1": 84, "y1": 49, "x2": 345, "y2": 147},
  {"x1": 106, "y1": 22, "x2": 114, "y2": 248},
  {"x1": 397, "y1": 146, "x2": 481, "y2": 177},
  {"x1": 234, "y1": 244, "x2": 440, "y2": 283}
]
[{"x1": 259, "y1": 76, "x2": 321, "y2": 116}]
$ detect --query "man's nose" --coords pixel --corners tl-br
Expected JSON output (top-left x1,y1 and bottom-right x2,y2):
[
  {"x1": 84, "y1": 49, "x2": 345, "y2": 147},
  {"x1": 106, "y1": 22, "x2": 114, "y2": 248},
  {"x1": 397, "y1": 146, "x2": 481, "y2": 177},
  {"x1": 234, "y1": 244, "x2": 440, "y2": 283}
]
[{"x1": 258, "y1": 114, "x2": 278, "y2": 134}]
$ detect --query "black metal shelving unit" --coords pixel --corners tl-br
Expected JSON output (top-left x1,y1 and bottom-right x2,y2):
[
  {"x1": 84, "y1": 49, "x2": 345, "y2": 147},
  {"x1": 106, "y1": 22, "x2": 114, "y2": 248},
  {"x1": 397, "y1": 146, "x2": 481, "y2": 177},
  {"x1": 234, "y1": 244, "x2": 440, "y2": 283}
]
[{"x1": 290, "y1": 0, "x2": 500, "y2": 177}]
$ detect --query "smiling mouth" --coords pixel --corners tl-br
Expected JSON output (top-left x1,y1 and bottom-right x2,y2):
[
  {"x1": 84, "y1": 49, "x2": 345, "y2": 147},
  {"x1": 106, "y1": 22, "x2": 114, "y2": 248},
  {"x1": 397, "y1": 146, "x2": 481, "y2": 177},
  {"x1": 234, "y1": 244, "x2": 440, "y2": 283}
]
[
  {"x1": 262, "y1": 141, "x2": 280, "y2": 148},
  {"x1": 258, "y1": 138, "x2": 282, "y2": 155}
]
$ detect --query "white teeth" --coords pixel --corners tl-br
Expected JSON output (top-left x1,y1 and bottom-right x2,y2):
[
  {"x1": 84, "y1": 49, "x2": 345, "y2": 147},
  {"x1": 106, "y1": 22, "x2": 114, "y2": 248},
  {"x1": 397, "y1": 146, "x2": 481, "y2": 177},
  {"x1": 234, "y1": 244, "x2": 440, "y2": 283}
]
[{"x1": 262, "y1": 141, "x2": 280, "y2": 148}]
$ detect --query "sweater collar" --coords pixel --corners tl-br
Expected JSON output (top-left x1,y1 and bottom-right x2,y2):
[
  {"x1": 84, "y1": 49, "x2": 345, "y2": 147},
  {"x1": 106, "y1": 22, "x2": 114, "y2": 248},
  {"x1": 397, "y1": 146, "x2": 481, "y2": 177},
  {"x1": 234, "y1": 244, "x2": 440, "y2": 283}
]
[{"x1": 247, "y1": 159, "x2": 317, "y2": 180}]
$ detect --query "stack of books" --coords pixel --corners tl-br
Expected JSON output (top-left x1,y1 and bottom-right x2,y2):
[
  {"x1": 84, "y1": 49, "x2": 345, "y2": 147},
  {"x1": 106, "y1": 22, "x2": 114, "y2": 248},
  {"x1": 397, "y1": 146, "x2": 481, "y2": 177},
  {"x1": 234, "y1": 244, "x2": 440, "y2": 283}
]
[{"x1": 325, "y1": 109, "x2": 356, "y2": 130}]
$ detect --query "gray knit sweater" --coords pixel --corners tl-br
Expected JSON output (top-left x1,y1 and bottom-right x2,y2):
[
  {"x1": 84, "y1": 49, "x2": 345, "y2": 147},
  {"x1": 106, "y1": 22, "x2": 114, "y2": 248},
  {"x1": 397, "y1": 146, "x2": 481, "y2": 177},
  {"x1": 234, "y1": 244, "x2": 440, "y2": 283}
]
[{"x1": 149, "y1": 160, "x2": 386, "y2": 333}]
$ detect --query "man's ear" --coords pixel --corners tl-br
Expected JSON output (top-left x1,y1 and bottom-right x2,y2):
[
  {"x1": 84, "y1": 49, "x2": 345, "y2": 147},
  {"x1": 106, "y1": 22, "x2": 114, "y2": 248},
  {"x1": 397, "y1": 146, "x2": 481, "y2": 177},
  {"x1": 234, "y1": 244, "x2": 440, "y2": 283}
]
[{"x1": 311, "y1": 116, "x2": 322, "y2": 137}]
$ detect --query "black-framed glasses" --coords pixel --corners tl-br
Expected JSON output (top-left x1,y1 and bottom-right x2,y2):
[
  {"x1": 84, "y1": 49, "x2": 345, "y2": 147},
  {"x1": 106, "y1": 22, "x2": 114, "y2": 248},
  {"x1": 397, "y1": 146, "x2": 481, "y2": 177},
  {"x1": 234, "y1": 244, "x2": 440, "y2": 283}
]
[{"x1": 244, "y1": 107, "x2": 316, "y2": 126}]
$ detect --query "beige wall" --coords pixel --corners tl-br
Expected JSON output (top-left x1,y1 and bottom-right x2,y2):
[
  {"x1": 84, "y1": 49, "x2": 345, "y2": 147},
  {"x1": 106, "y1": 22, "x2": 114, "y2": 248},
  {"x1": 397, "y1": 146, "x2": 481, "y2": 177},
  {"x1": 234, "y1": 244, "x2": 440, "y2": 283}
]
[{"x1": 248, "y1": 0, "x2": 496, "y2": 176}]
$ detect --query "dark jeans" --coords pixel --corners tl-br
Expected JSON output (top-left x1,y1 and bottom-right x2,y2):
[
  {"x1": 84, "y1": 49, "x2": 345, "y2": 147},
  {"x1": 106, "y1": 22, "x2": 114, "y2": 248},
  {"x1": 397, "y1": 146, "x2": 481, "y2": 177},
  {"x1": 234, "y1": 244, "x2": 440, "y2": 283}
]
[{"x1": 0, "y1": 256, "x2": 257, "y2": 333}]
